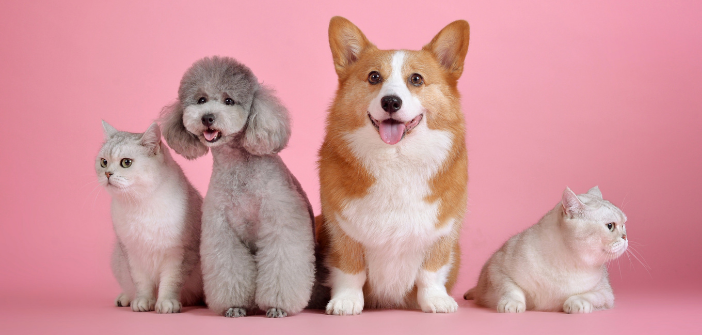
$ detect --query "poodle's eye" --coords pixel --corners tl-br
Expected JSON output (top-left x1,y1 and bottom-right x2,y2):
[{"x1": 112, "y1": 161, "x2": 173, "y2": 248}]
[
  {"x1": 409, "y1": 73, "x2": 424, "y2": 86},
  {"x1": 120, "y1": 158, "x2": 132, "y2": 168},
  {"x1": 368, "y1": 71, "x2": 382, "y2": 85},
  {"x1": 606, "y1": 223, "x2": 615, "y2": 231},
  {"x1": 197, "y1": 97, "x2": 207, "y2": 104},
  {"x1": 99, "y1": 158, "x2": 107, "y2": 168},
  {"x1": 224, "y1": 98, "x2": 235, "y2": 105}
]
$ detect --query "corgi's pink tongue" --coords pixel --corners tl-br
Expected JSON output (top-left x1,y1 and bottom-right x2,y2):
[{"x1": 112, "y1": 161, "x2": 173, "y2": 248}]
[
  {"x1": 379, "y1": 120, "x2": 405, "y2": 145},
  {"x1": 203, "y1": 130, "x2": 218, "y2": 141}
]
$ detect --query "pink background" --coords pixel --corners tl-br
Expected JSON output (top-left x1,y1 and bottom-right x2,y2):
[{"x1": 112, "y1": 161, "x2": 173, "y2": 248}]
[{"x1": 1, "y1": 0, "x2": 700, "y2": 334}]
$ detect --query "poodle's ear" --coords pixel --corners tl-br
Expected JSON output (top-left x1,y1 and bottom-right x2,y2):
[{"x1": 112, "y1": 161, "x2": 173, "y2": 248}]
[
  {"x1": 243, "y1": 86, "x2": 291, "y2": 155},
  {"x1": 159, "y1": 101, "x2": 208, "y2": 159}
]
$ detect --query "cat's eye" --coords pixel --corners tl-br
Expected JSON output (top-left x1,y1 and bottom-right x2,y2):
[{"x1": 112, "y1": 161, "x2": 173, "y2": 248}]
[
  {"x1": 224, "y1": 98, "x2": 235, "y2": 105},
  {"x1": 606, "y1": 223, "x2": 615, "y2": 231},
  {"x1": 197, "y1": 97, "x2": 207, "y2": 104},
  {"x1": 99, "y1": 158, "x2": 107, "y2": 168},
  {"x1": 409, "y1": 73, "x2": 424, "y2": 86},
  {"x1": 368, "y1": 71, "x2": 382, "y2": 85},
  {"x1": 120, "y1": 158, "x2": 132, "y2": 168}
]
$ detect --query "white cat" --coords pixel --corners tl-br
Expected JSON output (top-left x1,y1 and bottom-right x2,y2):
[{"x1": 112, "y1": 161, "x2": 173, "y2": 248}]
[
  {"x1": 464, "y1": 186, "x2": 628, "y2": 313},
  {"x1": 96, "y1": 121, "x2": 204, "y2": 313}
]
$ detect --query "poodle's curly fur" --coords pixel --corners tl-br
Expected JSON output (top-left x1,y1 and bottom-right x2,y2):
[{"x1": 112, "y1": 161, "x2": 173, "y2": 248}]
[{"x1": 160, "y1": 56, "x2": 315, "y2": 317}]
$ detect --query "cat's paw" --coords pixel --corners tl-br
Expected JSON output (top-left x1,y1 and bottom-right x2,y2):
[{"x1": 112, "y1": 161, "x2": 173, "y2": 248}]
[
  {"x1": 266, "y1": 307, "x2": 287, "y2": 318},
  {"x1": 563, "y1": 297, "x2": 593, "y2": 314},
  {"x1": 155, "y1": 298, "x2": 182, "y2": 314},
  {"x1": 497, "y1": 297, "x2": 526, "y2": 313},
  {"x1": 419, "y1": 294, "x2": 459, "y2": 313},
  {"x1": 131, "y1": 296, "x2": 155, "y2": 312},
  {"x1": 114, "y1": 293, "x2": 131, "y2": 307},
  {"x1": 224, "y1": 307, "x2": 247, "y2": 318},
  {"x1": 326, "y1": 294, "x2": 364, "y2": 316}
]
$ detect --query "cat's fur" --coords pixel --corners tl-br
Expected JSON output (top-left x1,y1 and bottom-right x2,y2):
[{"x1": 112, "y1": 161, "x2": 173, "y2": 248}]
[
  {"x1": 96, "y1": 121, "x2": 204, "y2": 313},
  {"x1": 160, "y1": 56, "x2": 315, "y2": 318},
  {"x1": 464, "y1": 186, "x2": 628, "y2": 313}
]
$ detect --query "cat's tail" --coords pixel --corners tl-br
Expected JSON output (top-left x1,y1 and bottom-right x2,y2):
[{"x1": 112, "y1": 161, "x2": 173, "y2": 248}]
[{"x1": 463, "y1": 288, "x2": 476, "y2": 300}]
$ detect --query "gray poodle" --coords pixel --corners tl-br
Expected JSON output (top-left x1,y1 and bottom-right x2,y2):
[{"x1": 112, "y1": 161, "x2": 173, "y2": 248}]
[{"x1": 160, "y1": 56, "x2": 315, "y2": 318}]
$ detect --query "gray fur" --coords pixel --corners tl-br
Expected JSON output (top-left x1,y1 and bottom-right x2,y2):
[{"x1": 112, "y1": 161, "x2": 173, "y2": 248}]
[{"x1": 160, "y1": 56, "x2": 316, "y2": 317}]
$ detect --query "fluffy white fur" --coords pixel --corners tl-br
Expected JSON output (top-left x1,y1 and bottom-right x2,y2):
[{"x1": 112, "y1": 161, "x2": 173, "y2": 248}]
[
  {"x1": 97, "y1": 121, "x2": 203, "y2": 313},
  {"x1": 327, "y1": 51, "x2": 457, "y2": 313},
  {"x1": 160, "y1": 56, "x2": 315, "y2": 318},
  {"x1": 464, "y1": 186, "x2": 628, "y2": 313}
]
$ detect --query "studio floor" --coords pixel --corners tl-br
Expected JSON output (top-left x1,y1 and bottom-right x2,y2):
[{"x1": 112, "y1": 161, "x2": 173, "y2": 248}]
[{"x1": 1, "y1": 288, "x2": 699, "y2": 334}]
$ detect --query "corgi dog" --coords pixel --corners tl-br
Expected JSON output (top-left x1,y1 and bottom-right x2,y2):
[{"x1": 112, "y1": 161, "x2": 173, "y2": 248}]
[{"x1": 317, "y1": 16, "x2": 470, "y2": 315}]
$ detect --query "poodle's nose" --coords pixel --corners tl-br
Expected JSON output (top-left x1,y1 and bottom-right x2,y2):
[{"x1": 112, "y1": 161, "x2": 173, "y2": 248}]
[
  {"x1": 381, "y1": 95, "x2": 402, "y2": 113},
  {"x1": 202, "y1": 114, "x2": 216, "y2": 127}
]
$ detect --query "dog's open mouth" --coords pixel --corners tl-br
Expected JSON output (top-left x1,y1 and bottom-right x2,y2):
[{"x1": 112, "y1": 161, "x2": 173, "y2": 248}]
[
  {"x1": 368, "y1": 113, "x2": 423, "y2": 145},
  {"x1": 203, "y1": 128, "x2": 222, "y2": 143}
]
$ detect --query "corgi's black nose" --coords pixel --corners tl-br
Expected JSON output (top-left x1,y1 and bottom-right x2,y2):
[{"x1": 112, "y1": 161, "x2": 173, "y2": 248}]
[
  {"x1": 202, "y1": 114, "x2": 216, "y2": 127},
  {"x1": 381, "y1": 95, "x2": 402, "y2": 113}
]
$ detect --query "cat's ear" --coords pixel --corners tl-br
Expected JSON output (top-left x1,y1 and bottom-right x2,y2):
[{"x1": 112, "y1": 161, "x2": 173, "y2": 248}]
[
  {"x1": 159, "y1": 101, "x2": 208, "y2": 160},
  {"x1": 242, "y1": 85, "x2": 290, "y2": 155},
  {"x1": 102, "y1": 120, "x2": 118, "y2": 139},
  {"x1": 140, "y1": 122, "x2": 161, "y2": 155},
  {"x1": 587, "y1": 186, "x2": 603, "y2": 199},
  {"x1": 562, "y1": 187, "x2": 584, "y2": 218}
]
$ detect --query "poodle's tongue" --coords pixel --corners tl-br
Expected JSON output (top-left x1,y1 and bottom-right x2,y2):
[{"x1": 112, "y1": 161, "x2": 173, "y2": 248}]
[
  {"x1": 203, "y1": 130, "x2": 219, "y2": 141},
  {"x1": 379, "y1": 120, "x2": 405, "y2": 145}
]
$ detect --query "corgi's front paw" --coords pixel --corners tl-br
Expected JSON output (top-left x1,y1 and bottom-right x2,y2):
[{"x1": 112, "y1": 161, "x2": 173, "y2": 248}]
[
  {"x1": 497, "y1": 297, "x2": 526, "y2": 313},
  {"x1": 114, "y1": 293, "x2": 131, "y2": 307},
  {"x1": 563, "y1": 296, "x2": 593, "y2": 314},
  {"x1": 155, "y1": 298, "x2": 182, "y2": 314},
  {"x1": 131, "y1": 296, "x2": 156, "y2": 312},
  {"x1": 326, "y1": 293, "x2": 364, "y2": 316},
  {"x1": 419, "y1": 294, "x2": 459, "y2": 313}
]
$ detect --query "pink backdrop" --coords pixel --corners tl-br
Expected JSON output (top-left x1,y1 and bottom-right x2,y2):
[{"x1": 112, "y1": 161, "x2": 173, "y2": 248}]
[{"x1": 1, "y1": 0, "x2": 700, "y2": 334}]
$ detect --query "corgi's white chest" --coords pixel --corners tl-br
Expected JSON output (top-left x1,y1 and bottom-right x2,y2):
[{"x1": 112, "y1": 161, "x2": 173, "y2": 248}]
[{"x1": 338, "y1": 123, "x2": 455, "y2": 303}]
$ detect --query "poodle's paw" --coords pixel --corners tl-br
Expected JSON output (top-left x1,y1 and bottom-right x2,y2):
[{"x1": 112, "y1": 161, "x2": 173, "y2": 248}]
[
  {"x1": 266, "y1": 307, "x2": 287, "y2": 318},
  {"x1": 114, "y1": 293, "x2": 131, "y2": 307},
  {"x1": 224, "y1": 307, "x2": 247, "y2": 318},
  {"x1": 326, "y1": 293, "x2": 364, "y2": 316},
  {"x1": 419, "y1": 294, "x2": 459, "y2": 313},
  {"x1": 497, "y1": 297, "x2": 526, "y2": 313},
  {"x1": 131, "y1": 296, "x2": 156, "y2": 312},
  {"x1": 155, "y1": 298, "x2": 182, "y2": 314},
  {"x1": 563, "y1": 296, "x2": 593, "y2": 314}
]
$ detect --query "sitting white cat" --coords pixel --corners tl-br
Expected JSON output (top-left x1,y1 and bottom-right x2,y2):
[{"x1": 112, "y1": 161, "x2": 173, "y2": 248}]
[
  {"x1": 464, "y1": 186, "x2": 628, "y2": 313},
  {"x1": 96, "y1": 121, "x2": 204, "y2": 313}
]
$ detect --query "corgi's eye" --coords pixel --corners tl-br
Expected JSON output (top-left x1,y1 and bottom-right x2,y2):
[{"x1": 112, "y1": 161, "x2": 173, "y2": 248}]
[
  {"x1": 120, "y1": 158, "x2": 133, "y2": 168},
  {"x1": 410, "y1": 73, "x2": 424, "y2": 86},
  {"x1": 100, "y1": 158, "x2": 107, "y2": 168},
  {"x1": 368, "y1": 71, "x2": 382, "y2": 85},
  {"x1": 224, "y1": 98, "x2": 235, "y2": 105},
  {"x1": 197, "y1": 97, "x2": 207, "y2": 104},
  {"x1": 606, "y1": 223, "x2": 615, "y2": 231}
]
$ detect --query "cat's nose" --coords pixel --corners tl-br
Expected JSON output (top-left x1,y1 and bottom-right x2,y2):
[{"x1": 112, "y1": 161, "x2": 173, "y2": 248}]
[
  {"x1": 202, "y1": 114, "x2": 216, "y2": 127},
  {"x1": 105, "y1": 172, "x2": 113, "y2": 178},
  {"x1": 621, "y1": 234, "x2": 627, "y2": 240}
]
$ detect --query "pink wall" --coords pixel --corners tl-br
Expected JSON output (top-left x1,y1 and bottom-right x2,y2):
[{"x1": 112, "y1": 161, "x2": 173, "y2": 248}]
[{"x1": 1, "y1": 0, "x2": 700, "y2": 300}]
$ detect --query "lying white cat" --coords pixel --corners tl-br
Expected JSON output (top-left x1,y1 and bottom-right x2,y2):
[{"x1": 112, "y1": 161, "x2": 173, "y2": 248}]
[
  {"x1": 464, "y1": 186, "x2": 628, "y2": 313},
  {"x1": 96, "y1": 121, "x2": 204, "y2": 313}
]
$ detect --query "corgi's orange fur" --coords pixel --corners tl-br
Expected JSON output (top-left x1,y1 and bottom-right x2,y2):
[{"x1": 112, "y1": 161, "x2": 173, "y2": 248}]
[{"x1": 317, "y1": 17, "x2": 470, "y2": 315}]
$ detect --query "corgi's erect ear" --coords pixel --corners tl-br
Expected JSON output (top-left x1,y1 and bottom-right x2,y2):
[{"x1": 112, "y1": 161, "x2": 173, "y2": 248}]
[
  {"x1": 102, "y1": 120, "x2": 118, "y2": 139},
  {"x1": 328, "y1": 16, "x2": 374, "y2": 76},
  {"x1": 243, "y1": 86, "x2": 290, "y2": 156},
  {"x1": 423, "y1": 20, "x2": 470, "y2": 79},
  {"x1": 159, "y1": 101, "x2": 208, "y2": 160}
]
